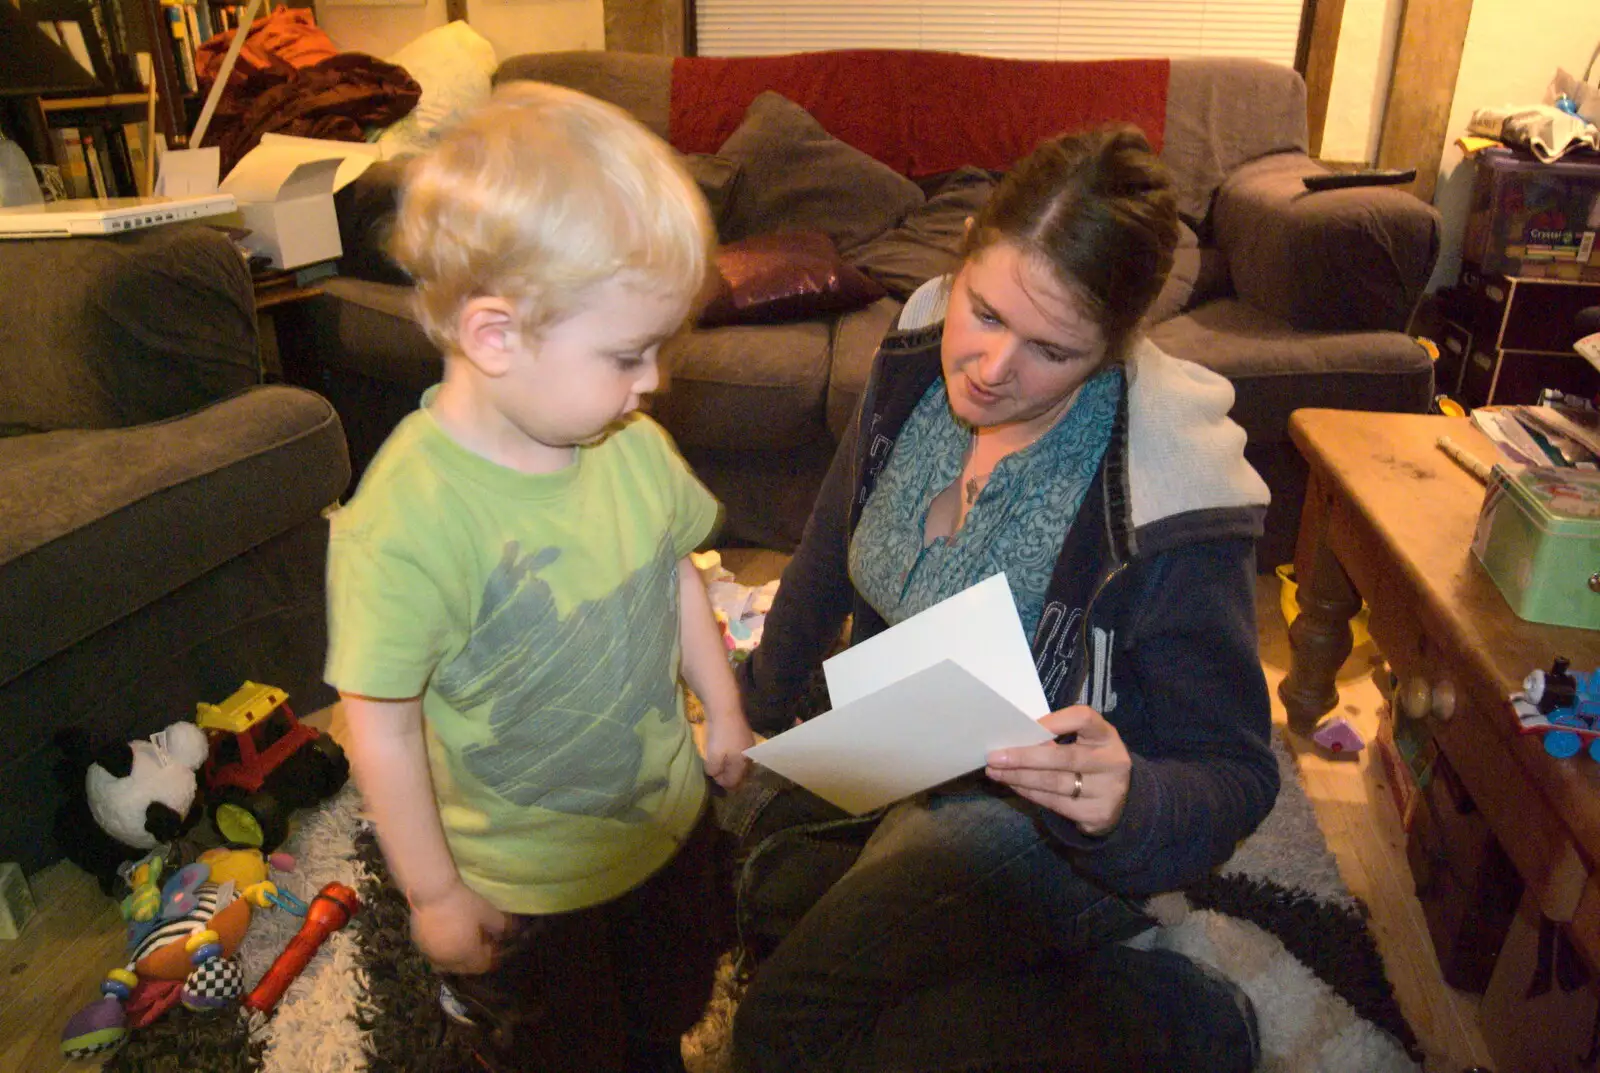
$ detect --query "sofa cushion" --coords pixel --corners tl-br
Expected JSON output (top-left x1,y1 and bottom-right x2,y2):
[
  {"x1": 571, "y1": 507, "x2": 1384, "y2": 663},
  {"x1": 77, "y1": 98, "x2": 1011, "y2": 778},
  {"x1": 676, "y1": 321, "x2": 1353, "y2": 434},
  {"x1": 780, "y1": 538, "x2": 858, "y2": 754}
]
[
  {"x1": 847, "y1": 166, "x2": 996, "y2": 299},
  {"x1": 655, "y1": 321, "x2": 833, "y2": 451},
  {"x1": 1146, "y1": 298, "x2": 1435, "y2": 447},
  {"x1": 701, "y1": 231, "x2": 885, "y2": 328},
  {"x1": 0, "y1": 225, "x2": 259, "y2": 436},
  {"x1": 683, "y1": 152, "x2": 743, "y2": 232},
  {"x1": 828, "y1": 297, "x2": 907, "y2": 441},
  {"x1": 716, "y1": 91, "x2": 925, "y2": 253},
  {"x1": 334, "y1": 159, "x2": 411, "y2": 286},
  {"x1": 308, "y1": 277, "x2": 442, "y2": 387},
  {"x1": 0, "y1": 385, "x2": 349, "y2": 689},
  {"x1": 1143, "y1": 222, "x2": 1205, "y2": 326},
  {"x1": 373, "y1": 19, "x2": 498, "y2": 158}
]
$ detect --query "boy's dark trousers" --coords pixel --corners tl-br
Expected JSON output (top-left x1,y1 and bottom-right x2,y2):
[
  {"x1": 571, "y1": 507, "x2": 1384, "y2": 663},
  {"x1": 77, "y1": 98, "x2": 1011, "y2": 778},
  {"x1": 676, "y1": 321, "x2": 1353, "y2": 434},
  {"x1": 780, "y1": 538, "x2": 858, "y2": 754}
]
[{"x1": 440, "y1": 802, "x2": 733, "y2": 1073}]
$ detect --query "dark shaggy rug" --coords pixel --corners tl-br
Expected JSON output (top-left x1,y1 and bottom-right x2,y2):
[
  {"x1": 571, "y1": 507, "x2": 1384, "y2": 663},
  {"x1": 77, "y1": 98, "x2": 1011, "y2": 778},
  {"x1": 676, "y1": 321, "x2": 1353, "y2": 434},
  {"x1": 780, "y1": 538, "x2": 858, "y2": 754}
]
[{"x1": 100, "y1": 729, "x2": 1419, "y2": 1072}]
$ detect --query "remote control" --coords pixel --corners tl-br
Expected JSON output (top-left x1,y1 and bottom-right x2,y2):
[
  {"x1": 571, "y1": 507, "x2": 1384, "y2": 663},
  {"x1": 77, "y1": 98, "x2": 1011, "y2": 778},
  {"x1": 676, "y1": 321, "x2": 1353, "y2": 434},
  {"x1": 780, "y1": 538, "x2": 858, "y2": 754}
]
[{"x1": 1302, "y1": 168, "x2": 1417, "y2": 192}]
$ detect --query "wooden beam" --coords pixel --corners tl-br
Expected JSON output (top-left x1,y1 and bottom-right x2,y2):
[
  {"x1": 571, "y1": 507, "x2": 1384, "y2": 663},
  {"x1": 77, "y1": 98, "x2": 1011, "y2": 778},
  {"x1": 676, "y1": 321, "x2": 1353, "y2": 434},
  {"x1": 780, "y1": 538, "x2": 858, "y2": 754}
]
[
  {"x1": 1376, "y1": 0, "x2": 1475, "y2": 203},
  {"x1": 604, "y1": 0, "x2": 686, "y2": 56},
  {"x1": 1300, "y1": 0, "x2": 1348, "y2": 158}
]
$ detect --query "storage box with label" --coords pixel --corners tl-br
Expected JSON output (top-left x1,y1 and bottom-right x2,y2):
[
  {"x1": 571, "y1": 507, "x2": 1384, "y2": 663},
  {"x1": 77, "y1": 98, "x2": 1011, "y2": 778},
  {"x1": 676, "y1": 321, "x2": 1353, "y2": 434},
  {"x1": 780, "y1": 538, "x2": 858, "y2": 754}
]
[
  {"x1": 1464, "y1": 147, "x2": 1600, "y2": 280},
  {"x1": 1472, "y1": 465, "x2": 1600, "y2": 628}
]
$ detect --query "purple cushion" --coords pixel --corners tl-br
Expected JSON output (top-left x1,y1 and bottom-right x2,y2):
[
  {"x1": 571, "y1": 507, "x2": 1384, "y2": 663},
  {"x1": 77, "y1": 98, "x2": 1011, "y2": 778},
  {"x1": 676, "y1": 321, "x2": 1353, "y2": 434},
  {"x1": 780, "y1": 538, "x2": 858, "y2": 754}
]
[{"x1": 698, "y1": 231, "x2": 886, "y2": 328}]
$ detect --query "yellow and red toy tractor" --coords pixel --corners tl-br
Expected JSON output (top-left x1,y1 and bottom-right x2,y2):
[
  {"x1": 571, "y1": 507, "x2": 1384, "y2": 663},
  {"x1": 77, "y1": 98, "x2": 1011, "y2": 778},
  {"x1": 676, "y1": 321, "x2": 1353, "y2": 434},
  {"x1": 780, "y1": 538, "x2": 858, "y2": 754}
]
[{"x1": 196, "y1": 682, "x2": 348, "y2": 851}]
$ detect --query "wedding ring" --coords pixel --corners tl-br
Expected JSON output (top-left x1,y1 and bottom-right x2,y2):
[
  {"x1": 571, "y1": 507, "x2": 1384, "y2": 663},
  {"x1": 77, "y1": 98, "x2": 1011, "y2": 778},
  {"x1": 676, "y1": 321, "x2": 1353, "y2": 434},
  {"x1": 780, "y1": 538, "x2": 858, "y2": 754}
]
[{"x1": 1070, "y1": 771, "x2": 1083, "y2": 799}]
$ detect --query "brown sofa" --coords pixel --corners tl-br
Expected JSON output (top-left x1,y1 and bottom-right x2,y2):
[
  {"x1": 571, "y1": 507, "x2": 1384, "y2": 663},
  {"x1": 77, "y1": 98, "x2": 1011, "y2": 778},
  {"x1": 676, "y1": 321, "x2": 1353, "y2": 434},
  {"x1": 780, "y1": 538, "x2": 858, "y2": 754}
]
[{"x1": 292, "y1": 49, "x2": 1440, "y2": 565}]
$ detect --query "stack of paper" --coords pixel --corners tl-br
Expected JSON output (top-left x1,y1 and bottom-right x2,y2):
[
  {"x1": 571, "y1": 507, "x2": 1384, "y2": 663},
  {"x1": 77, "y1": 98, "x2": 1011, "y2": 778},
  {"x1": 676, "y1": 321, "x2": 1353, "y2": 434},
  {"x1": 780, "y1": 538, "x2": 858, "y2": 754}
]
[
  {"x1": 1517, "y1": 405, "x2": 1600, "y2": 463},
  {"x1": 1471, "y1": 408, "x2": 1553, "y2": 467},
  {"x1": 1471, "y1": 405, "x2": 1600, "y2": 469}
]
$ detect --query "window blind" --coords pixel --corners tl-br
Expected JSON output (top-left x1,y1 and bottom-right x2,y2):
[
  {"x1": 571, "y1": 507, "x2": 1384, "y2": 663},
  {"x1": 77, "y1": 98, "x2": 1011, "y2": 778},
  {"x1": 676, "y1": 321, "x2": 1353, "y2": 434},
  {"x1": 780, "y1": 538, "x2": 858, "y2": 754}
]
[{"x1": 694, "y1": 1, "x2": 1305, "y2": 69}]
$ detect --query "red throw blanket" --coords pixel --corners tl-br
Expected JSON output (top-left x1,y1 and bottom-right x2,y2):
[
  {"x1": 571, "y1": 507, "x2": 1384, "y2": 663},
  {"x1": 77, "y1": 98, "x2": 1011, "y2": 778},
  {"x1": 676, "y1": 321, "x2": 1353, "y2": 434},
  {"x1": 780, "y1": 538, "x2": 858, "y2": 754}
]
[
  {"x1": 670, "y1": 50, "x2": 1169, "y2": 177},
  {"x1": 198, "y1": 53, "x2": 421, "y2": 178}
]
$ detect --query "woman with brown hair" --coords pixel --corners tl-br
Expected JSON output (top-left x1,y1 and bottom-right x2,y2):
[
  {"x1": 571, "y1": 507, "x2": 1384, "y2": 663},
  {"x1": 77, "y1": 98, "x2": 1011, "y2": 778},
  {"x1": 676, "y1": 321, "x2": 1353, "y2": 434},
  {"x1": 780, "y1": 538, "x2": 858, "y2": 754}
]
[{"x1": 729, "y1": 125, "x2": 1279, "y2": 1072}]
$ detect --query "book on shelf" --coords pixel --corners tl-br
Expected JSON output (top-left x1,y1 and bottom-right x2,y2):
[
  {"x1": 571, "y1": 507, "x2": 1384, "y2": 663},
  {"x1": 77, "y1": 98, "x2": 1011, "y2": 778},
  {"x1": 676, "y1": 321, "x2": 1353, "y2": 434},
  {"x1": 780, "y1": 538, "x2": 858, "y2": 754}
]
[
  {"x1": 122, "y1": 120, "x2": 150, "y2": 195},
  {"x1": 100, "y1": 0, "x2": 137, "y2": 90},
  {"x1": 80, "y1": 127, "x2": 108, "y2": 197},
  {"x1": 49, "y1": 127, "x2": 92, "y2": 199},
  {"x1": 163, "y1": 1, "x2": 198, "y2": 95},
  {"x1": 101, "y1": 122, "x2": 137, "y2": 195}
]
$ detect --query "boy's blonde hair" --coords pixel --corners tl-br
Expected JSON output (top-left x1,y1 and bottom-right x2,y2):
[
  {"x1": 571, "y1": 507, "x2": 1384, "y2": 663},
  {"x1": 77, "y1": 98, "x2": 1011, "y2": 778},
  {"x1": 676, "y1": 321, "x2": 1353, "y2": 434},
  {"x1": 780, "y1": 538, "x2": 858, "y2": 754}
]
[{"x1": 390, "y1": 82, "x2": 713, "y2": 352}]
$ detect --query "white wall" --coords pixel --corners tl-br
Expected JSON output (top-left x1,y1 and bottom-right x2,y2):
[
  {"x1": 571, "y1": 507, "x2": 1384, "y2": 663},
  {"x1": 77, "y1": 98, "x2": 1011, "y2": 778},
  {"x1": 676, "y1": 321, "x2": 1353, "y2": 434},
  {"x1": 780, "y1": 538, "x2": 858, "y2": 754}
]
[
  {"x1": 314, "y1": 0, "x2": 602, "y2": 62},
  {"x1": 1427, "y1": 0, "x2": 1600, "y2": 290}
]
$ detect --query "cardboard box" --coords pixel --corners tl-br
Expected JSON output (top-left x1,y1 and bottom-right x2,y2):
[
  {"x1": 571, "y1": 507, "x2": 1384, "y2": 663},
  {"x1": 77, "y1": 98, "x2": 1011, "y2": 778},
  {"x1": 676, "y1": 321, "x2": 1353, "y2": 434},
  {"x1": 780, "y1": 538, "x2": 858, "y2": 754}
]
[
  {"x1": 219, "y1": 153, "x2": 342, "y2": 271},
  {"x1": 1464, "y1": 147, "x2": 1600, "y2": 280},
  {"x1": 205, "y1": 135, "x2": 382, "y2": 271},
  {"x1": 1472, "y1": 464, "x2": 1600, "y2": 628}
]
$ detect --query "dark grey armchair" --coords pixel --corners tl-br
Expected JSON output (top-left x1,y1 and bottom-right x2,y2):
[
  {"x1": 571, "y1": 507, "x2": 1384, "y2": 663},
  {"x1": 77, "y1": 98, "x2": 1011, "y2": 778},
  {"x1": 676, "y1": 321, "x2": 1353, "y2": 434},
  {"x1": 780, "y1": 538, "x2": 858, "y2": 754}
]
[{"x1": 0, "y1": 223, "x2": 350, "y2": 873}]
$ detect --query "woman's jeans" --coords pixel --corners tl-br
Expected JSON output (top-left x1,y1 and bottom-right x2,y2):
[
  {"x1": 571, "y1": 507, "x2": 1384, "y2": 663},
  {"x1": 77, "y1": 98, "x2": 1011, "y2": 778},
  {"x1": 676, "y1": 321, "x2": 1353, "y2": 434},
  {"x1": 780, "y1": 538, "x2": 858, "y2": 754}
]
[{"x1": 732, "y1": 786, "x2": 1259, "y2": 1073}]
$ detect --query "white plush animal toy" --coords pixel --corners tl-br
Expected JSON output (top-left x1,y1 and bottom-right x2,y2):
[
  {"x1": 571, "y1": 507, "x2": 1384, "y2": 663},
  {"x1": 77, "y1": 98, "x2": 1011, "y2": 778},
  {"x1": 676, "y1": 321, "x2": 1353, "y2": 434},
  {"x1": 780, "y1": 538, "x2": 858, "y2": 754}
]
[{"x1": 86, "y1": 721, "x2": 210, "y2": 850}]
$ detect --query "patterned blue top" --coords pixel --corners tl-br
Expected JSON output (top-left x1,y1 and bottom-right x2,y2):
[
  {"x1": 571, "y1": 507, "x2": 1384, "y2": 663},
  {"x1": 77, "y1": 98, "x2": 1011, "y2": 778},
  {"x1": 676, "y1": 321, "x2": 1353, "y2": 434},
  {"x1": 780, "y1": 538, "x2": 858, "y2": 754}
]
[{"x1": 849, "y1": 367, "x2": 1124, "y2": 637}]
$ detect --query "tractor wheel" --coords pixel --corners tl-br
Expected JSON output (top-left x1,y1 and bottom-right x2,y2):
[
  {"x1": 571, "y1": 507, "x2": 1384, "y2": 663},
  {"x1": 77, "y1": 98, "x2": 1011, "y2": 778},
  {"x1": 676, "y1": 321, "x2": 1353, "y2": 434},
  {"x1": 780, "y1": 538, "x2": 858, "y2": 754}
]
[
  {"x1": 304, "y1": 734, "x2": 350, "y2": 801},
  {"x1": 213, "y1": 790, "x2": 289, "y2": 852},
  {"x1": 272, "y1": 735, "x2": 350, "y2": 808}
]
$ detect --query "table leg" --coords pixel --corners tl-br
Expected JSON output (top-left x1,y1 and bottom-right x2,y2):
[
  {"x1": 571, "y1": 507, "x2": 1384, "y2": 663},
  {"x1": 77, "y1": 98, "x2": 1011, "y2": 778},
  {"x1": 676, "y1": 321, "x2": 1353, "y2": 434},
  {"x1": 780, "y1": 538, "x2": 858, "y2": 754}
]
[{"x1": 1279, "y1": 542, "x2": 1362, "y2": 733}]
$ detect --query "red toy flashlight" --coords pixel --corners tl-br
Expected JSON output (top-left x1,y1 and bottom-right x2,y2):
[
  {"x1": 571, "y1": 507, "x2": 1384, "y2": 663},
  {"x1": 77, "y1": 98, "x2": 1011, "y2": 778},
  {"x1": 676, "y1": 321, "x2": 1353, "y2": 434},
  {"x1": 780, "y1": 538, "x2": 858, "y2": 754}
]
[{"x1": 243, "y1": 882, "x2": 360, "y2": 1015}]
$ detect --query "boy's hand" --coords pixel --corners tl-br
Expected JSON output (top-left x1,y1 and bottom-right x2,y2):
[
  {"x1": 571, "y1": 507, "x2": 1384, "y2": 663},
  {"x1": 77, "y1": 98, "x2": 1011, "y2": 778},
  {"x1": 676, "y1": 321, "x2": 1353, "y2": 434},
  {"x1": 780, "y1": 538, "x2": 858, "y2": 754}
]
[
  {"x1": 409, "y1": 880, "x2": 510, "y2": 974},
  {"x1": 703, "y1": 705, "x2": 755, "y2": 791}
]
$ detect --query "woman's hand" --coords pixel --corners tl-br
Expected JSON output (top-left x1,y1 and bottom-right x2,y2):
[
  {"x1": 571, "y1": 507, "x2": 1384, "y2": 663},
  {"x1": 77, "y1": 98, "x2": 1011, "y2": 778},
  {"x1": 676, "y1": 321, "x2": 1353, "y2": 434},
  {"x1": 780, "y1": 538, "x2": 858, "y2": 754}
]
[
  {"x1": 984, "y1": 705, "x2": 1132, "y2": 835},
  {"x1": 409, "y1": 880, "x2": 510, "y2": 974},
  {"x1": 704, "y1": 704, "x2": 756, "y2": 791}
]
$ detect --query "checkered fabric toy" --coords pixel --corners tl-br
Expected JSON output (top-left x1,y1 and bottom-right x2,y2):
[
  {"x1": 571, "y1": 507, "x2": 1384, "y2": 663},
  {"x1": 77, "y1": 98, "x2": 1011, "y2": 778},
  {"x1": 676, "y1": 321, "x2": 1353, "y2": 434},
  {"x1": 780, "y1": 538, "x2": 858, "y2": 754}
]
[{"x1": 182, "y1": 954, "x2": 245, "y2": 1010}]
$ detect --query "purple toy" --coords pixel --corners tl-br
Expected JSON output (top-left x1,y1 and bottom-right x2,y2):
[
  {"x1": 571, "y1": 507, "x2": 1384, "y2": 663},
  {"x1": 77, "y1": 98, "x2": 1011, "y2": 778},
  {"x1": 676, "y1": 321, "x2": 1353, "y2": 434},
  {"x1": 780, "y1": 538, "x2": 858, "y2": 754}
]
[{"x1": 1313, "y1": 717, "x2": 1366, "y2": 756}]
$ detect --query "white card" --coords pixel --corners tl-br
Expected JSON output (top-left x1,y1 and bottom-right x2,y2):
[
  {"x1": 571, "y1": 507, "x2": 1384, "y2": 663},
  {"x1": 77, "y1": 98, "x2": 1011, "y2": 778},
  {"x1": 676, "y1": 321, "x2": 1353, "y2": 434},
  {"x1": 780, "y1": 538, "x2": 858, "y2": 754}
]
[
  {"x1": 823, "y1": 572, "x2": 1049, "y2": 718},
  {"x1": 745, "y1": 659, "x2": 1054, "y2": 815}
]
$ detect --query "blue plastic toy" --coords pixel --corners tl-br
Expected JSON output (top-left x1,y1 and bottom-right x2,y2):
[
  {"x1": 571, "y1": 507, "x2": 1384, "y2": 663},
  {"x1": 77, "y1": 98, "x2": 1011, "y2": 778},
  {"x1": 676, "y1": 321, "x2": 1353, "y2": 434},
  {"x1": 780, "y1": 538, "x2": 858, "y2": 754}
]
[{"x1": 1513, "y1": 657, "x2": 1600, "y2": 761}]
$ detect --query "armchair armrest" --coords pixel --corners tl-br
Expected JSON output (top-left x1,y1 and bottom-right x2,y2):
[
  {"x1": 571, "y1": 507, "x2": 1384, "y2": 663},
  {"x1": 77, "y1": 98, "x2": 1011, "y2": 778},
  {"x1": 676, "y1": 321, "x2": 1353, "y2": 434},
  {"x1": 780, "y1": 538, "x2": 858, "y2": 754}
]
[
  {"x1": 1213, "y1": 151, "x2": 1442, "y2": 333},
  {"x1": 0, "y1": 385, "x2": 349, "y2": 688}
]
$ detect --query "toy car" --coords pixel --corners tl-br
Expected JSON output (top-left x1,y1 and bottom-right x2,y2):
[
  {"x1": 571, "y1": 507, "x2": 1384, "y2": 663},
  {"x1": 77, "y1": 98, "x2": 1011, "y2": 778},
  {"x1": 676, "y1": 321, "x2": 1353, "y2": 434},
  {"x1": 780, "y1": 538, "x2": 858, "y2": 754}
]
[
  {"x1": 196, "y1": 682, "x2": 348, "y2": 851},
  {"x1": 1511, "y1": 657, "x2": 1600, "y2": 761}
]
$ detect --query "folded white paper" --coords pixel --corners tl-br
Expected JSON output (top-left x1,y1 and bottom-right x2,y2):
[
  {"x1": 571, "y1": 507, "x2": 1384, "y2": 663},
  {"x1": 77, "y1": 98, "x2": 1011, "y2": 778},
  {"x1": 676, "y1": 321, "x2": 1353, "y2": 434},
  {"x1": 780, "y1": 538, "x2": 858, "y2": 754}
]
[
  {"x1": 744, "y1": 573, "x2": 1055, "y2": 814},
  {"x1": 745, "y1": 659, "x2": 1054, "y2": 815},
  {"x1": 824, "y1": 572, "x2": 1049, "y2": 717}
]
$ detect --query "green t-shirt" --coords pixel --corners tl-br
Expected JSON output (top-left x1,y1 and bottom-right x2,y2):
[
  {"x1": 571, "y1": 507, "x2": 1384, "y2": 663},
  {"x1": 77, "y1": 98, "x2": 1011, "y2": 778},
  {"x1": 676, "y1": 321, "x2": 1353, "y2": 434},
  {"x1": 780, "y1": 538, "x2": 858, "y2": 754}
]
[{"x1": 325, "y1": 400, "x2": 719, "y2": 914}]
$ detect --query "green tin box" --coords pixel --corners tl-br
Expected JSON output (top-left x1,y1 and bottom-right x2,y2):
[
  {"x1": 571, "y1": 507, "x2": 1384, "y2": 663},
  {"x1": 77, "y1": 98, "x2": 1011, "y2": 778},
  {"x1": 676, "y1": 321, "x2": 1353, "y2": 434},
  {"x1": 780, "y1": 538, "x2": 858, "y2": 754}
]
[{"x1": 1472, "y1": 465, "x2": 1600, "y2": 629}]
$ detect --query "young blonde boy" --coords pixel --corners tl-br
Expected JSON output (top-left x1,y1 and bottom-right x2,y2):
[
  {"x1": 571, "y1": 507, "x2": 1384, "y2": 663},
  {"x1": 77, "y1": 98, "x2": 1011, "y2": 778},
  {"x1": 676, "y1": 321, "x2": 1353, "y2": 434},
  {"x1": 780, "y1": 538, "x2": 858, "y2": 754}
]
[{"x1": 323, "y1": 83, "x2": 754, "y2": 1073}]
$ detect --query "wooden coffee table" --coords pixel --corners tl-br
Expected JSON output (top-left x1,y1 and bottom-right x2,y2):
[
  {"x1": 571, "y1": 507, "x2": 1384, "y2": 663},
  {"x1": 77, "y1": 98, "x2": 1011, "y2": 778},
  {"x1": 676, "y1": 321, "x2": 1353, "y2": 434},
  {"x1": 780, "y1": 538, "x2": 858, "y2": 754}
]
[{"x1": 1279, "y1": 409, "x2": 1600, "y2": 963}]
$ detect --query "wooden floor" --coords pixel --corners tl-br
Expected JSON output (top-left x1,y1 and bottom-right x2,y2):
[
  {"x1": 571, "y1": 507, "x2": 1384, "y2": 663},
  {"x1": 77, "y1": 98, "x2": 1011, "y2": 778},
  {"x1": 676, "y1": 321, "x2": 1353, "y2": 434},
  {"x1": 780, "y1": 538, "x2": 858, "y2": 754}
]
[{"x1": 1, "y1": 557, "x2": 1493, "y2": 1072}]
